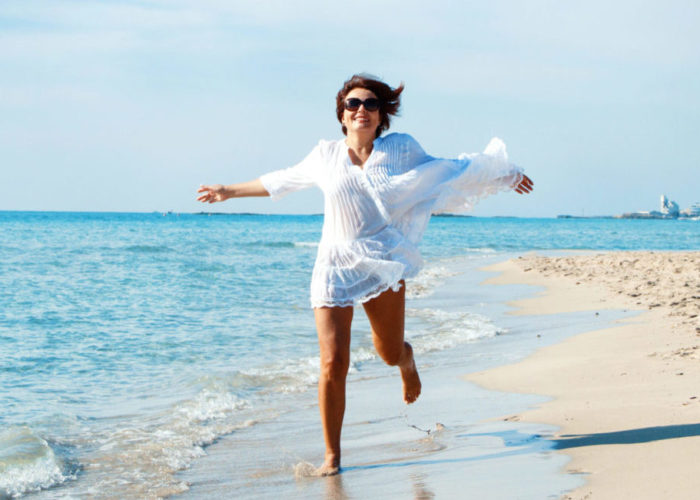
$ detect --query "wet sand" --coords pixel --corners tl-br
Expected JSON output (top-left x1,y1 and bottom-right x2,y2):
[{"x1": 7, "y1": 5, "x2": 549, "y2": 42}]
[{"x1": 470, "y1": 251, "x2": 700, "y2": 499}]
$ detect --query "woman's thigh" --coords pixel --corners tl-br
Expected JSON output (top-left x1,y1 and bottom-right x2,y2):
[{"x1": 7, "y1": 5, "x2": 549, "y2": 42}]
[{"x1": 362, "y1": 281, "x2": 405, "y2": 364}]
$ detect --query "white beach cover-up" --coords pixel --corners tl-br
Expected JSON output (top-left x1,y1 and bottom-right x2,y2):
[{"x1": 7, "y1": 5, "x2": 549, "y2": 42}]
[{"x1": 259, "y1": 133, "x2": 523, "y2": 308}]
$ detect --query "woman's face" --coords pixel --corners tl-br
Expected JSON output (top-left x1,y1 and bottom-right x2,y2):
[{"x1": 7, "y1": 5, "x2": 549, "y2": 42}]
[{"x1": 342, "y1": 87, "x2": 381, "y2": 136}]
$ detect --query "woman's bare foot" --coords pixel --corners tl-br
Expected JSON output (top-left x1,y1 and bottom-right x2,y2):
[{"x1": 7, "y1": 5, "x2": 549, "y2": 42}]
[
  {"x1": 400, "y1": 343, "x2": 421, "y2": 404},
  {"x1": 315, "y1": 455, "x2": 340, "y2": 476}
]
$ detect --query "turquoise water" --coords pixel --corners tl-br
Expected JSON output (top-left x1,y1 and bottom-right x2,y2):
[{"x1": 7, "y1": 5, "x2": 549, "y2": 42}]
[{"x1": 0, "y1": 211, "x2": 697, "y2": 497}]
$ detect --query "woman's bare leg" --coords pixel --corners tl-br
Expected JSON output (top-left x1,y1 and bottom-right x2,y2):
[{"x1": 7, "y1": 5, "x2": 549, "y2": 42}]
[
  {"x1": 314, "y1": 305, "x2": 353, "y2": 476},
  {"x1": 362, "y1": 281, "x2": 421, "y2": 404}
]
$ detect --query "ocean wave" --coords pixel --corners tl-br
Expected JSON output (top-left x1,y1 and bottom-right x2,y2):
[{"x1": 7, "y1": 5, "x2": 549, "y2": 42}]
[
  {"x1": 407, "y1": 252, "x2": 502, "y2": 299},
  {"x1": 238, "y1": 344, "x2": 387, "y2": 393},
  {"x1": 230, "y1": 358, "x2": 321, "y2": 394},
  {"x1": 406, "y1": 263, "x2": 461, "y2": 299},
  {"x1": 406, "y1": 307, "x2": 504, "y2": 353},
  {"x1": 0, "y1": 426, "x2": 77, "y2": 498},
  {"x1": 77, "y1": 390, "x2": 253, "y2": 499},
  {"x1": 196, "y1": 345, "x2": 378, "y2": 398}
]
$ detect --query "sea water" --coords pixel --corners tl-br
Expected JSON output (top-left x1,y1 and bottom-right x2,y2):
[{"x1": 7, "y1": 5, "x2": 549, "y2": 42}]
[{"x1": 0, "y1": 212, "x2": 697, "y2": 498}]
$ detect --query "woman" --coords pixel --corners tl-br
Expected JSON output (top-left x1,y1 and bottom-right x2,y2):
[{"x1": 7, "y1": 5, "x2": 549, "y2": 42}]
[{"x1": 197, "y1": 74, "x2": 533, "y2": 476}]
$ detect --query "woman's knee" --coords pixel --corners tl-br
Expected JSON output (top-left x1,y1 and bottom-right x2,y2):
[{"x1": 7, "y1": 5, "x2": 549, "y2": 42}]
[
  {"x1": 375, "y1": 342, "x2": 404, "y2": 367},
  {"x1": 319, "y1": 351, "x2": 350, "y2": 381}
]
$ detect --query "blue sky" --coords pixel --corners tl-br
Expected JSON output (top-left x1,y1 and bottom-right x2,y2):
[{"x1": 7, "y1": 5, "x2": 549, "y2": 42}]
[{"x1": 1, "y1": 0, "x2": 698, "y2": 216}]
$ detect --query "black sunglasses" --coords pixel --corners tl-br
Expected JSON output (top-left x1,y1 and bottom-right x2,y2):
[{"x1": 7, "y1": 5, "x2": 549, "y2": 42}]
[{"x1": 344, "y1": 97, "x2": 380, "y2": 112}]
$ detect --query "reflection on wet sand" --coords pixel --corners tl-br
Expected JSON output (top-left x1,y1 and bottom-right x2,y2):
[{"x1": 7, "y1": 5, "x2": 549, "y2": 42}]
[
  {"x1": 410, "y1": 472, "x2": 435, "y2": 499},
  {"x1": 323, "y1": 474, "x2": 348, "y2": 500},
  {"x1": 321, "y1": 470, "x2": 436, "y2": 500}
]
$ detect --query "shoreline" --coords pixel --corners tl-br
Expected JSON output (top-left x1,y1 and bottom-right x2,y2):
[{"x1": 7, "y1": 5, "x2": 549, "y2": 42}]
[{"x1": 468, "y1": 251, "x2": 700, "y2": 499}]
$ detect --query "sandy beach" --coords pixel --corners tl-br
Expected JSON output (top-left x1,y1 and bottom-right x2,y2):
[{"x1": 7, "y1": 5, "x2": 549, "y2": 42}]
[{"x1": 470, "y1": 251, "x2": 700, "y2": 499}]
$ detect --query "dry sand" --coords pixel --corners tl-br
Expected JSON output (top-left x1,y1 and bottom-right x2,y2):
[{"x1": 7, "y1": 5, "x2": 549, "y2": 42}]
[{"x1": 468, "y1": 251, "x2": 700, "y2": 499}]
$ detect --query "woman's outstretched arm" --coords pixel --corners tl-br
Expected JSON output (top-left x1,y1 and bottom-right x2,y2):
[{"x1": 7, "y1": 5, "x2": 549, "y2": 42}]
[{"x1": 196, "y1": 179, "x2": 269, "y2": 203}]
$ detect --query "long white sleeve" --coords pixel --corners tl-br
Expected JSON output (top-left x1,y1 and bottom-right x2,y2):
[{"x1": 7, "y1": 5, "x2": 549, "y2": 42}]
[
  {"x1": 431, "y1": 138, "x2": 523, "y2": 214},
  {"x1": 259, "y1": 144, "x2": 322, "y2": 200}
]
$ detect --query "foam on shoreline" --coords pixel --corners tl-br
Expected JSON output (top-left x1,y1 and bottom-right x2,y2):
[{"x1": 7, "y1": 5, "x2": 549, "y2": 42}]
[{"x1": 0, "y1": 427, "x2": 76, "y2": 498}]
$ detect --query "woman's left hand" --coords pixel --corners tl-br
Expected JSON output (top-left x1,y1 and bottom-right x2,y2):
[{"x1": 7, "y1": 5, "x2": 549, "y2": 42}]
[{"x1": 514, "y1": 174, "x2": 533, "y2": 194}]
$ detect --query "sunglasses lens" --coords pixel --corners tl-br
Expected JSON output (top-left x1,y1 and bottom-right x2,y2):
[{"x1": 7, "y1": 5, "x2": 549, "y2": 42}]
[
  {"x1": 345, "y1": 98, "x2": 380, "y2": 111},
  {"x1": 363, "y1": 98, "x2": 380, "y2": 111},
  {"x1": 345, "y1": 98, "x2": 361, "y2": 110}
]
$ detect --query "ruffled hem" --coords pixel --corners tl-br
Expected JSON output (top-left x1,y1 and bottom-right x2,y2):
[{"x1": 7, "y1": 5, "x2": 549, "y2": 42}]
[
  {"x1": 307, "y1": 226, "x2": 422, "y2": 309},
  {"x1": 310, "y1": 279, "x2": 404, "y2": 309},
  {"x1": 309, "y1": 260, "x2": 405, "y2": 309}
]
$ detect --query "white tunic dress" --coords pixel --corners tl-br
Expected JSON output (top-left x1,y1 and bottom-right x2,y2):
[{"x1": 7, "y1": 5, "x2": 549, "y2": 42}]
[{"x1": 259, "y1": 133, "x2": 523, "y2": 308}]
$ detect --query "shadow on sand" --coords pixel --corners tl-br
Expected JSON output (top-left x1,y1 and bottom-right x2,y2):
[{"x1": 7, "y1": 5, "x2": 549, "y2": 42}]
[
  {"x1": 551, "y1": 423, "x2": 700, "y2": 449},
  {"x1": 342, "y1": 422, "x2": 700, "y2": 472},
  {"x1": 322, "y1": 423, "x2": 699, "y2": 499}
]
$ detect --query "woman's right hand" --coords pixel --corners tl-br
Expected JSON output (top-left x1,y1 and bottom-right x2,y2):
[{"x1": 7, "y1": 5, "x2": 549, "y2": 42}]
[
  {"x1": 197, "y1": 184, "x2": 230, "y2": 203},
  {"x1": 514, "y1": 174, "x2": 534, "y2": 195}
]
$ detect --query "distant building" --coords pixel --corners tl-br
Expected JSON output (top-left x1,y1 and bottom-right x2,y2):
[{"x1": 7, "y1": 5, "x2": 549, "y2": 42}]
[
  {"x1": 616, "y1": 195, "x2": 699, "y2": 220},
  {"x1": 680, "y1": 203, "x2": 700, "y2": 218},
  {"x1": 660, "y1": 195, "x2": 679, "y2": 217}
]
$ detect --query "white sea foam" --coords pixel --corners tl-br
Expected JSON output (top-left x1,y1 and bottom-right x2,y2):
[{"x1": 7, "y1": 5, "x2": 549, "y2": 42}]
[
  {"x1": 350, "y1": 346, "x2": 378, "y2": 366},
  {"x1": 236, "y1": 346, "x2": 377, "y2": 394},
  {"x1": 293, "y1": 241, "x2": 319, "y2": 248},
  {"x1": 461, "y1": 247, "x2": 497, "y2": 253},
  {"x1": 406, "y1": 263, "x2": 460, "y2": 299},
  {"x1": 77, "y1": 390, "x2": 254, "y2": 499},
  {"x1": 175, "y1": 389, "x2": 250, "y2": 422},
  {"x1": 237, "y1": 356, "x2": 320, "y2": 393},
  {"x1": 0, "y1": 426, "x2": 75, "y2": 498},
  {"x1": 406, "y1": 251, "x2": 502, "y2": 299},
  {"x1": 406, "y1": 307, "x2": 504, "y2": 353}
]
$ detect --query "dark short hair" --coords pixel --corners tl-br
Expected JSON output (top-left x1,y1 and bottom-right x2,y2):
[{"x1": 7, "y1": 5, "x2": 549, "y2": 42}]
[{"x1": 336, "y1": 74, "x2": 404, "y2": 138}]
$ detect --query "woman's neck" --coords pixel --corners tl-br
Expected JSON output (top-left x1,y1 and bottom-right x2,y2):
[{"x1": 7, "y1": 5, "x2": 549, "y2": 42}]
[
  {"x1": 345, "y1": 132, "x2": 375, "y2": 154},
  {"x1": 345, "y1": 132, "x2": 376, "y2": 168}
]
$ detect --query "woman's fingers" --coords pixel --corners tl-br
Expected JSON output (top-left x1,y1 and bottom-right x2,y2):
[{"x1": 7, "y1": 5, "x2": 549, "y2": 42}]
[
  {"x1": 197, "y1": 187, "x2": 211, "y2": 200},
  {"x1": 197, "y1": 184, "x2": 222, "y2": 203},
  {"x1": 197, "y1": 186, "x2": 209, "y2": 201},
  {"x1": 515, "y1": 175, "x2": 533, "y2": 194}
]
